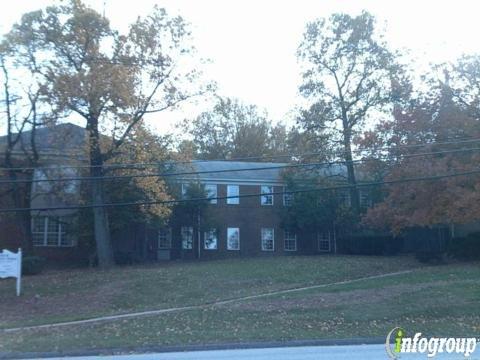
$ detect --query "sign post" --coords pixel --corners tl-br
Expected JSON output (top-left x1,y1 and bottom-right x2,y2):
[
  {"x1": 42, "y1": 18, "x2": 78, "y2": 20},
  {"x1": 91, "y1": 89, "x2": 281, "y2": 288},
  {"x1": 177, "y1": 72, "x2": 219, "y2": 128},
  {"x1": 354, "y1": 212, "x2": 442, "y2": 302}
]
[{"x1": 0, "y1": 248, "x2": 22, "y2": 296}]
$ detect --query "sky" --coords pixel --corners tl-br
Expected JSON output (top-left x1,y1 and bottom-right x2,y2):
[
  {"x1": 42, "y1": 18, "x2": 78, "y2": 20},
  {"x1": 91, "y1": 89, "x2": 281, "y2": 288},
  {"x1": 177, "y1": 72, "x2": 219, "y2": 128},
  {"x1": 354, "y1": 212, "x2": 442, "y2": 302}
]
[{"x1": 1, "y1": 0, "x2": 480, "y2": 136}]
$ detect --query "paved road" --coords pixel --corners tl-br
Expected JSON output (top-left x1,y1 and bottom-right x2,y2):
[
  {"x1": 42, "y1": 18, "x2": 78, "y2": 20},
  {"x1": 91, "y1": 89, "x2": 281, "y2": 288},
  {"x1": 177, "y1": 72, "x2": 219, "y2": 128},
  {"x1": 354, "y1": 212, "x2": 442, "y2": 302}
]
[{"x1": 30, "y1": 344, "x2": 477, "y2": 360}]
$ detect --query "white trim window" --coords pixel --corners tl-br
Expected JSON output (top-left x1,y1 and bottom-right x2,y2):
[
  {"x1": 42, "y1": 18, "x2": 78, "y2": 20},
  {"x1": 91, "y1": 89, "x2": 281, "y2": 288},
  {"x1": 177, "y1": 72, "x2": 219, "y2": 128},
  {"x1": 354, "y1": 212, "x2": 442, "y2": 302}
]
[
  {"x1": 317, "y1": 231, "x2": 331, "y2": 252},
  {"x1": 284, "y1": 230, "x2": 297, "y2": 251},
  {"x1": 205, "y1": 184, "x2": 217, "y2": 204},
  {"x1": 158, "y1": 228, "x2": 172, "y2": 249},
  {"x1": 261, "y1": 185, "x2": 274, "y2": 206},
  {"x1": 32, "y1": 216, "x2": 72, "y2": 247},
  {"x1": 181, "y1": 226, "x2": 193, "y2": 250},
  {"x1": 227, "y1": 227, "x2": 240, "y2": 250},
  {"x1": 283, "y1": 187, "x2": 293, "y2": 206},
  {"x1": 261, "y1": 228, "x2": 275, "y2": 251},
  {"x1": 204, "y1": 229, "x2": 218, "y2": 250},
  {"x1": 227, "y1": 185, "x2": 240, "y2": 204}
]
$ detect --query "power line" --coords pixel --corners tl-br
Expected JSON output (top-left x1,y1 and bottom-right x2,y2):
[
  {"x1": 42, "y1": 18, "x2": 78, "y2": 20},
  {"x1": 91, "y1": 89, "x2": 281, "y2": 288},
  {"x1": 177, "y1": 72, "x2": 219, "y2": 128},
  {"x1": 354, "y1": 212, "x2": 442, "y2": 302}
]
[
  {"x1": 2, "y1": 167, "x2": 480, "y2": 213},
  {"x1": 1, "y1": 145, "x2": 480, "y2": 185},
  {"x1": 2, "y1": 136, "x2": 480, "y2": 173}
]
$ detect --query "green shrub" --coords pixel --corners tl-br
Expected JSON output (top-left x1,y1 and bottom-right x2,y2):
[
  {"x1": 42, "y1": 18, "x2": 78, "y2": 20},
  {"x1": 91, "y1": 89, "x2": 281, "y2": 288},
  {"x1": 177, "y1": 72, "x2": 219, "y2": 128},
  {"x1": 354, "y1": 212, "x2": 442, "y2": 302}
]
[
  {"x1": 415, "y1": 250, "x2": 444, "y2": 264},
  {"x1": 114, "y1": 251, "x2": 135, "y2": 265},
  {"x1": 338, "y1": 235, "x2": 403, "y2": 255},
  {"x1": 448, "y1": 233, "x2": 480, "y2": 260},
  {"x1": 22, "y1": 256, "x2": 46, "y2": 275}
]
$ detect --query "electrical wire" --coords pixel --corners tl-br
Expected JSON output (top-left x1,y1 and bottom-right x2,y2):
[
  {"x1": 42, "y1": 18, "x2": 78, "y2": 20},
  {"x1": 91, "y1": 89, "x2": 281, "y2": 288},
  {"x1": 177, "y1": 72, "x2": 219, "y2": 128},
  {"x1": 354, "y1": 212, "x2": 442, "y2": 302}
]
[{"x1": 2, "y1": 167, "x2": 479, "y2": 213}]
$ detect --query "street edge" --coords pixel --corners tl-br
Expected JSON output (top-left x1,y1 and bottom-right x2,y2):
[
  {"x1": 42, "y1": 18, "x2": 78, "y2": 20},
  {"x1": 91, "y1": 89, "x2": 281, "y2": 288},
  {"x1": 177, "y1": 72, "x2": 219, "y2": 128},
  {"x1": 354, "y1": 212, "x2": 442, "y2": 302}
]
[{"x1": 0, "y1": 337, "x2": 387, "y2": 359}]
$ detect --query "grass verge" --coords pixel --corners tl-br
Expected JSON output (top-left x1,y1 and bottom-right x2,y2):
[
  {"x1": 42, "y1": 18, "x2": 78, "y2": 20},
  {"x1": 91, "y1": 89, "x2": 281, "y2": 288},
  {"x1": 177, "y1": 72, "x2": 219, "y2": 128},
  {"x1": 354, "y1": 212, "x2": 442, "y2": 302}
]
[{"x1": 2, "y1": 256, "x2": 479, "y2": 354}]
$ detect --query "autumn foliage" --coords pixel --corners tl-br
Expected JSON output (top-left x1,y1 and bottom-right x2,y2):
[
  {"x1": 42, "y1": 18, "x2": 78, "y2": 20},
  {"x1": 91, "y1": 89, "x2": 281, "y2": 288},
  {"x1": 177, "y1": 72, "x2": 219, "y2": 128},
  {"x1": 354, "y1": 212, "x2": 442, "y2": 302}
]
[{"x1": 361, "y1": 83, "x2": 480, "y2": 234}]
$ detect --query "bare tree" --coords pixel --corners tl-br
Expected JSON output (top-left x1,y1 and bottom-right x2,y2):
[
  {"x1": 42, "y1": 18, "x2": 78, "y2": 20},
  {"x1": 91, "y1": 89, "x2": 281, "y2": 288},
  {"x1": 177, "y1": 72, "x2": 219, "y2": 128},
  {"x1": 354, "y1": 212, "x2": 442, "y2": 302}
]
[
  {"x1": 0, "y1": 41, "x2": 42, "y2": 253},
  {"x1": 5, "y1": 0, "x2": 212, "y2": 266}
]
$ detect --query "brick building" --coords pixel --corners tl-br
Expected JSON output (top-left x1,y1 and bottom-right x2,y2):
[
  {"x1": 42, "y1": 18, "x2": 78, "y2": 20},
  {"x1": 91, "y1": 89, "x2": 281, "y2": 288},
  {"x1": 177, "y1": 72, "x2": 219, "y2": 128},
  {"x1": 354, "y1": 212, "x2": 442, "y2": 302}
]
[{"x1": 115, "y1": 161, "x2": 336, "y2": 261}]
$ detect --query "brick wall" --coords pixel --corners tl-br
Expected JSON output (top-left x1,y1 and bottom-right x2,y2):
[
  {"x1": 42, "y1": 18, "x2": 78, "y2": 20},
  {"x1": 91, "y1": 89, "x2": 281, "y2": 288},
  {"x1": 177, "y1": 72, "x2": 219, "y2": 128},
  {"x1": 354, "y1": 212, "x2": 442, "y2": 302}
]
[{"x1": 150, "y1": 183, "x2": 330, "y2": 260}]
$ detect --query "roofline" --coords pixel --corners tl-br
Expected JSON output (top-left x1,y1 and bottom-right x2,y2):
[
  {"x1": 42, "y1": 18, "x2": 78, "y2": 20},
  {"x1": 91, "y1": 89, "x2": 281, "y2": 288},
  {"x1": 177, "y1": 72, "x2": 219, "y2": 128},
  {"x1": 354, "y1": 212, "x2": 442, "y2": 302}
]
[{"x1": 175, "y1": 177, "x2": 285, "y2": 186}]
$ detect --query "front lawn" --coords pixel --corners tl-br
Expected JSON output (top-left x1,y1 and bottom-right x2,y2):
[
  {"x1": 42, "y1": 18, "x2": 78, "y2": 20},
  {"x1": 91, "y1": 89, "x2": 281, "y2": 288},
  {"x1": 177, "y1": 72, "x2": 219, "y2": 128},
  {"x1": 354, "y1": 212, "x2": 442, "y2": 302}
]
[
  {"x1": 0, "y1": 255, "x2": 418, "y2": 329},
  {"x1": 1, "y1": 255, "x2": 479, "y2": 354}
]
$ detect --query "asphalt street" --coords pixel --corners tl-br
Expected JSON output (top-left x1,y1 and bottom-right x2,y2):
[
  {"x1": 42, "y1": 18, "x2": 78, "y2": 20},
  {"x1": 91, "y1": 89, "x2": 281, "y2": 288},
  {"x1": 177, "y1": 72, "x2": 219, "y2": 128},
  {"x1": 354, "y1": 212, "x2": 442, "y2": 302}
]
[{"x1": 27, "y1": 344, "x2": 479, "y2": 360}]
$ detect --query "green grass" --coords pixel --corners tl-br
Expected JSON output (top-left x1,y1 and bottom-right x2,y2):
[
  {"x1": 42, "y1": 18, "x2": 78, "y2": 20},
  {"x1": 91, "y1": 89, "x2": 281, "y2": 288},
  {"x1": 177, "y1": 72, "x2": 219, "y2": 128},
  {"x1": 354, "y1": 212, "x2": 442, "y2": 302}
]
[
  {"x1": 0, "y1": 255, "x2": 419, "y2": 329},
  {"x1": 1, "y1": 256, "x2": 479, "y2": 354}
]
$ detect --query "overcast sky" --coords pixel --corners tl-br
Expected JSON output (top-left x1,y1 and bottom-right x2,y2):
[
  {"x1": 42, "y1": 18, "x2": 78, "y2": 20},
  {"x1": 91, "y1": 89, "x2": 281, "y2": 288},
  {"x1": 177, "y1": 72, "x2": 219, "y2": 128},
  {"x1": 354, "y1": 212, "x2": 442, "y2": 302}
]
[{"x1": 1, "y1": 0, "x2": 480, "y2": 135}]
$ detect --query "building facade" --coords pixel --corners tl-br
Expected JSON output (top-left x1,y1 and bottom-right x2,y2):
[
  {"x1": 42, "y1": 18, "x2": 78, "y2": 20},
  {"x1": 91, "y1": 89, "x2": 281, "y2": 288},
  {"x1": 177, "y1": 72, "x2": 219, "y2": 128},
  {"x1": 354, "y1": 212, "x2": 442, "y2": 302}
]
[
  {"x1": 114, "y1": 161, "x2": 336, "y2": 261},
  {"x1": 3, "y1": 123, "x2": 478, "y2": 264}
]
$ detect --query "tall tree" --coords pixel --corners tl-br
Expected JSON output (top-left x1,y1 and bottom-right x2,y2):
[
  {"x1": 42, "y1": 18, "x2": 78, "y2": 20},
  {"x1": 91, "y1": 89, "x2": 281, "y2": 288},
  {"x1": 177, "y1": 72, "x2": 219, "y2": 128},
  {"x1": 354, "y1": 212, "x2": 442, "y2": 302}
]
[
  {"x1": 297, "y1": 11, "x2": 408, "y2": 216},
  {"x1": 452, "y1": 54, "x2": 480, "y2": 119},
  {"x1": 183, "y1": 97, "x2": 289, "y2": 160},
  {"x1": 0, "y1": 39, "x2": 46, "y2": 253},
  {"x1": 281, "y1": 169, "x2": 356, "y2": 239},
  {"x1": 361, "y1": 72, "x2": 480, "y2": 234},
  {"x1": 6, "y1": 0, "x2": 211, "y2": 266}
]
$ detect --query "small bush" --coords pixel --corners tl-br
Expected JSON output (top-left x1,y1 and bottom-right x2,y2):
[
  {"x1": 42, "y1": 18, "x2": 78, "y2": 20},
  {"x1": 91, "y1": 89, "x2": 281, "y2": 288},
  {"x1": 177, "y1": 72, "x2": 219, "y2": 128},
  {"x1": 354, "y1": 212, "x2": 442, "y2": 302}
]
[
  {"x1": 415, "y1": 250, "x2": 444, "y2": 264},
  {"x1": 448, "y1": 233, "x2": 480, "y2": 260},
  {"x1": 338, "y1": 236, "x2": 402, "y2": 255},
  {"x1": 22, "y1": 256, "x2": 46, "y2": 275},
  {"x1": 114, "y1": 251, "x2": 135, "y2": 266}
]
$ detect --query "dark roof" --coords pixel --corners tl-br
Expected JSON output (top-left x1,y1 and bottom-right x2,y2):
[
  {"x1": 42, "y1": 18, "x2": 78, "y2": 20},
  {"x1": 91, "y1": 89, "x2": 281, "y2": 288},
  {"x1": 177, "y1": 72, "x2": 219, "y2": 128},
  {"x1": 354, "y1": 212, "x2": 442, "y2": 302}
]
[
  {"x1": 0, "y1": 122, "x2": 353, "y2": 183},
  {"x1": 0, "y1": 123, "x2": 86, "y2": 156},
  {"x1": 187, "y1": 160, "x2": 288, "y2": 184},
  {"x1": 176, "y1": 161, "x2": 349, "y2": 185}
]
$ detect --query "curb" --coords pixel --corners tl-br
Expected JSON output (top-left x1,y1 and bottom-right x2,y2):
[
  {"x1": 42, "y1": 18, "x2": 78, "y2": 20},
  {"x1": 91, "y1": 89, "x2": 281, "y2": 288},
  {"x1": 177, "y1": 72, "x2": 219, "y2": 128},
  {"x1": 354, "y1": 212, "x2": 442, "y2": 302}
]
[{"x1": 0, "y1": 337, "x2": 387, "y2": 359}]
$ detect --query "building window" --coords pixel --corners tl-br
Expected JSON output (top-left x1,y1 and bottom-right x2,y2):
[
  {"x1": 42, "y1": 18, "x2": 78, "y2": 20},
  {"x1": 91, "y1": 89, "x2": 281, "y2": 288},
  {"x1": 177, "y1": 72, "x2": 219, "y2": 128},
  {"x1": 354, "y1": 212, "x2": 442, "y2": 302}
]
[
  {"x1": 181, "y1": 226, "x2": 193, "y2": 249},
  {"x1": 33, "y1": 167, "x2": 78, "y2": 194},
  {"x1": 227, "y1": 227, "x2": 240, "y2": 250},
  {"x1": 204, "y1": 229, "x2": 218, "y2": 250},
  {"x1": 205, "y1": 184, "x2": 217, "y2": 204},
  {"x1": 261, "y1": 228, "x2": 275, "y2": 251},
  {"x1": 158, "y1": 228, "x2": 172, "y2": 249},
  {"x1": 317, "y1": 231, "x2": 331, "y2": 252},
  {"x1": 284, "y1": 230, "x2": 297, "y2": 251},
  {"x1": 33, "y1": 169, "x2": 52, "y2": 193},
  {"x1": 337, "y1": 189, "x2": 351, "y2": 207},
  {"x1": 32, "y1": 216, "x2": 72, "y2": 247},
  {"x1": 227, "y1": 185, "x2": 240, "y2": 204},
  {"x1": 283, "y1": 187, "x2": 293, "y2": 206},
  {"x1": 261, "y1": 185, "x2": 274, "y2": 206},
  {"x1": 181, "y1": 183, "x2": 188, "y2": 199},
  {"x1": 359, "y1": 189, "x2": 372, "y2": 208}
]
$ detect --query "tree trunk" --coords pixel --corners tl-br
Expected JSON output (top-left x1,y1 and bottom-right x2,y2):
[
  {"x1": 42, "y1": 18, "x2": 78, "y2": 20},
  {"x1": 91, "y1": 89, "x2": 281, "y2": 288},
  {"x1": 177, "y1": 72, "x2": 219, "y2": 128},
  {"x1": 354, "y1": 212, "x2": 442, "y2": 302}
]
[
  {"x1": 342, "y1": 128, "x2": 360, "y2": 217},
  {"x1": 91, "y1": 180, "x2": 114, "y2": 267},
  {"x1": 5, "y1": 156, "x2": 33, "y2": 254},
  {"x1": 20, "y1": 173, "x2": 33, "y2": 255},
  {"x1": 88, "y1": 120, "x2": 114, "y2": 267}
]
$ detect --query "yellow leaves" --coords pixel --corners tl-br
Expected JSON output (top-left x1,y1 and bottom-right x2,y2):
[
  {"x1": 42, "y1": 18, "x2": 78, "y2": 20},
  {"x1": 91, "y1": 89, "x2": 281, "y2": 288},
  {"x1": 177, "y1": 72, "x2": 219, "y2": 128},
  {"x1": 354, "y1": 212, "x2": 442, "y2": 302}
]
[{"x1": 106, "y1": 124, "x2": 173, "y2": 222}]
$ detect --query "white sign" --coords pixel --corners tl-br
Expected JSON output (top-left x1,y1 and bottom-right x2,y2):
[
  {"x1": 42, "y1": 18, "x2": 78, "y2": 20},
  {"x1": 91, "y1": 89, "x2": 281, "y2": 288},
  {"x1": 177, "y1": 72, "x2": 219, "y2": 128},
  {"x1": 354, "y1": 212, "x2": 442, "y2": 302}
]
[{"x1": 0, "y1": 248, "x2": 22, "y2": 296}]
